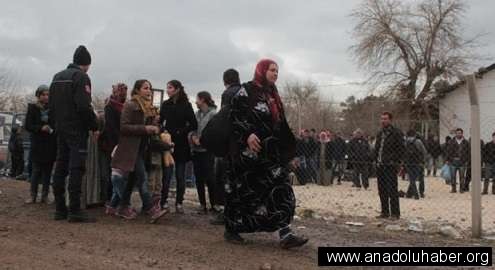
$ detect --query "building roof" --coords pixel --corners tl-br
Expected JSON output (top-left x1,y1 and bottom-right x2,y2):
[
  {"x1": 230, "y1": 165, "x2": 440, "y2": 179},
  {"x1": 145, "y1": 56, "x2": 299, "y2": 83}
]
[{"x1": 437, "y1": 63, "x2": 495, "y2": 99}]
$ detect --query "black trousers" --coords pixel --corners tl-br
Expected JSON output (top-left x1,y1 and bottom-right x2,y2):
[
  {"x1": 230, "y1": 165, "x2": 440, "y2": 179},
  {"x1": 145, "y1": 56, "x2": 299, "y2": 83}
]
[
  {"x1": 30, "y1": 161, "x2": 54, "y2": 199},
  {"x1": 52, "y1": 132, "x2": 88, "y2": 213},
  {"x1": 214, "y1": 157, "x2": 227, "y2": 206},
  {"x1": 98, "y1": 150, "x2": 113, "y2": 202},
  {"x1": 353, "y1": 163, "x2": 369, "y2": 188},
  {"x1": 11, "y1": 153, "x2": 24, "y2": 177},
  {"x1": 162, "y1": 162, "x2": 186, "y2": 205},
  {"x1": 377, "y1": 164, "x2": 400, "y2": 217},
  {"x1": 192, "y1": 151, "x2": 216, "y2": 208}
]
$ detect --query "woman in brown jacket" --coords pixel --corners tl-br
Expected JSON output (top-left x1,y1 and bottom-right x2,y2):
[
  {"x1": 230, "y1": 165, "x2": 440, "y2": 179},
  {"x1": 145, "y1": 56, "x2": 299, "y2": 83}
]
[{"x1": 109, "y1": 80, "x2": 166, "y2": 221}]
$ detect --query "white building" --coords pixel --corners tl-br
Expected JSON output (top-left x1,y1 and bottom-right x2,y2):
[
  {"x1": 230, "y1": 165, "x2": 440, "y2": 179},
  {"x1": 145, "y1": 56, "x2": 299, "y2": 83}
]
[{"x1": 439, "y1": 64, "x2": 495, "y2": 142}]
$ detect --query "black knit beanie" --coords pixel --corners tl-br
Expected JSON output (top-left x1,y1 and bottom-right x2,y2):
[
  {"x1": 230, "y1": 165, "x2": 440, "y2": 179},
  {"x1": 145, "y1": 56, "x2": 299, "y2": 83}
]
[{"x1": 73, "y1": 45, "x2": 91, "y2": 65}]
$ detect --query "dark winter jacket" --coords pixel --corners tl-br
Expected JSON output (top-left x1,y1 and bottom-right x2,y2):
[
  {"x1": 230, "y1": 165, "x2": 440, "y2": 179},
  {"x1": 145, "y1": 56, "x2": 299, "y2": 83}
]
[
  {"x1": 98, "y1": 102, "x2": 122, "y2": 153},
  {"x1": 446, "y1": 138, "x2": 470, "y2": 165},
  {"x1": 8, "y1": 129, "x2": 23, "y2": 155},
  {"x1": 348, "y1": 137, "x2": 371, "y2": 164},
  {"x1": 425, "y1": 138, "x2": 442, "y2": 159},
  {"x1": 48, "y1": 64, "x2": 97, "y2": 135},
  {"x1": 221, "y1": 84, "x2": 242, "y2": 108},
  {"x1": 326, "y1": 136, "x2": 346, "y2": 161},
  {"x1": 484, "y1": 141, "x2": 495, "y2": 165},
  {"x1": 24, "y1": 103, "x2": 57, "y2": 163},
  {"x1": 160, "y1": 98, "x2": 198, "y2": 163},
  {"x1": 374, "y1": 125, "x2": 405, "y2": 165}
]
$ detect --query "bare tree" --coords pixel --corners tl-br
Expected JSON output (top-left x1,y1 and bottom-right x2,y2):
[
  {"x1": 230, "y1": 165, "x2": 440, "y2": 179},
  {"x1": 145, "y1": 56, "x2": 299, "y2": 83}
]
[
  {"x1": 282, "y1": 80, "x2": 339, "y2": 133},
  {"x1": 350, "y1": 0, "x2": 481, "y2": 101}
]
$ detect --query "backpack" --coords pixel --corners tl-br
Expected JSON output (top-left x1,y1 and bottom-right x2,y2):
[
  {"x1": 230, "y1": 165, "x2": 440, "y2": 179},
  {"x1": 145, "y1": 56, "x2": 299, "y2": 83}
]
[
  {"x1": 405, "y1": 139, "x2": 423, "y2": 164},
  {"x1": 200, "y1": 85, "x2": 245, "y2": 157}
]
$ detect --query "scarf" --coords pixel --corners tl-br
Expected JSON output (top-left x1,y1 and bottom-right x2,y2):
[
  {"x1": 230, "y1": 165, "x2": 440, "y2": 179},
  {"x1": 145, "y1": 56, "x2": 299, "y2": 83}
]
[
  {"x1": 253, "y1": 59, "x2": 283, "y2": 123},
  {"x1": 132, "y1": 94, "x2": 157, "y2": 118},
  {"x1": 108, "y1": 95, "x2": 124, "y2": 112}
]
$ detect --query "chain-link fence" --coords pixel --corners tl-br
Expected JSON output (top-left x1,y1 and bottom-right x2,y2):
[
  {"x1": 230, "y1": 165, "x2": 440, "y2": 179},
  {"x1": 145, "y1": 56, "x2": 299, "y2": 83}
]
[{"x1": 287, "y1": 94, "x2": 495, "y2": 237}]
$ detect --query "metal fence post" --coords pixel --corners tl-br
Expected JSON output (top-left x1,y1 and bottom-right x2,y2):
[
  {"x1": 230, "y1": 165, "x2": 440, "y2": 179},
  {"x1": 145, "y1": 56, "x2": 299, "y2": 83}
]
[{"x1": 467, "y1": 73, "x2": 482, "y2": 238}]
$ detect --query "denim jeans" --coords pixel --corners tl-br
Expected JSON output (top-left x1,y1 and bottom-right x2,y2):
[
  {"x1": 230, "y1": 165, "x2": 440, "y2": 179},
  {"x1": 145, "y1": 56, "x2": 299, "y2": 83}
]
[
  {"x1": 161, "y1": 161, "x2": 186, "y2": 206},
  {"x1": 450, "y1": 160, "x2": 466, "y2": 191},
  {"x1": 111, "y1": 156, "x2": 152, "y2": 211},
  {"x1": 406, "y1": 164, "x2": 423, "y2": 197},
  {"x1": 30, "y1": 161, "x2": 54, "y2": 199}
]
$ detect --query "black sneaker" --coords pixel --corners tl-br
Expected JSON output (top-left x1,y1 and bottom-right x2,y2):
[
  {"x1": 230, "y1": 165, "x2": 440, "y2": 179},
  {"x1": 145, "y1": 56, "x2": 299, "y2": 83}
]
[
  {"x1": 390, "y1": 215, "x2": 400, "y2": 220},
  {"x1": 376, "y1": 214, "x2": 389, "y2": 219},
  {"x1": 224, "y1": 231, "x2": 245, "y2": 244},
  {"x1": 54, "y1": 211, "x2": 68, "y2": 221},
  {"x1": 210, "y1": 213, "x2": 225, "y2": 226},
  {"x1": 68, "y1": 211, "x2": 96, "y2": 223},
  {"x1": 280, "y1": 234, "x2": 309, "y2": 249}
]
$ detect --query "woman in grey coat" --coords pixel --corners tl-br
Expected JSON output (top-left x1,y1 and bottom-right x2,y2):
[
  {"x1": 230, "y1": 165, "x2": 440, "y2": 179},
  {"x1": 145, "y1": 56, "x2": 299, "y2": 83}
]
[{"x1": 189, "y1": 91, "x2": 218, "y2": 214}]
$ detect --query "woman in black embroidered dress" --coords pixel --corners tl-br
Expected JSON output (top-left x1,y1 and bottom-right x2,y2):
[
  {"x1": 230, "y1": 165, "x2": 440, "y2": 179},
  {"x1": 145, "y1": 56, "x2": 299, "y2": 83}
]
[{"x1": 223, "y1": 59, "x2": 308, "y2": 249}]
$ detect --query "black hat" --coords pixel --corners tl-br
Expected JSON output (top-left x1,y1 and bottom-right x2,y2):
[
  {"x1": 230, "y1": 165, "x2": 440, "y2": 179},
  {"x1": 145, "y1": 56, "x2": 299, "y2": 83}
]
[{"x1": 73, "y1": 45, "x2": 91, "y2": 66}]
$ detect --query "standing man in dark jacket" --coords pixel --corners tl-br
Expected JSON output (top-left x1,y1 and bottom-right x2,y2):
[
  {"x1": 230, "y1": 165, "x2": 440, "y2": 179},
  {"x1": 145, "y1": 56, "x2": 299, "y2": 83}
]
[
  {"x1": 348, "y1": 128, "x2": 370, "y2": 189},
  {"x1": 483, "y1": 132, "x2": 495, "y2": 195},
  {"x1": 98, "y1": 83, "x2": 127, "y2": 205},
  {"x1": 49, "y1": 45, "x2": 98, "y2": 222},
  {"x1": 446, "y1": 128, "x2": 470, "y2": 193},
  {"x1": 25, "y1": 85, "x2": 57, "y2": 204},
  {"x1": 425, "y1": 135, "x2": 442, "y2": 177},
  {"x1": 374, "y1": 112, "x2": 404, "y2": 219},
  {"x1": 326, "y1": 131, "x2": 346, "y2": 185},
  {"x1": 211, "y1": 69, "x2": 241, "y2": 225}
]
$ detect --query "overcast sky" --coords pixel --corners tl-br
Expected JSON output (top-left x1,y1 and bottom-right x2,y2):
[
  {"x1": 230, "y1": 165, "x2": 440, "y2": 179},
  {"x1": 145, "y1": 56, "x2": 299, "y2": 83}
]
[{"x1": 0, "y1": 0, "x2": 493, "y2": 102}]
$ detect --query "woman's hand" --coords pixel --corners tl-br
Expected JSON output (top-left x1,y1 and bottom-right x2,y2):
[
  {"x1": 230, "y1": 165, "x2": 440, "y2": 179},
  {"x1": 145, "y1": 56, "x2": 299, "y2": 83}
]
[
  {"x1": 247, "y1": 133, "x2": 261, "y2": 153},
  {"x1": 145, "y1": 125, "x2": 159, "y2": 135}
]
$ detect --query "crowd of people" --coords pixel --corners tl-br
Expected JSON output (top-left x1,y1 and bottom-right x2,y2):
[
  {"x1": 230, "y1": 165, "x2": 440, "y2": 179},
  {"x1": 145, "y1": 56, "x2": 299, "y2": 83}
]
[
  {"x1": 13, "y1": 45, "x2": 308, "y2": 249},
  {"x1": 292, "y1": 117, "x2": 495, "y2": 218},
  {"x1": 7, "y1": 45, "x2": 495, "y2": 249}
]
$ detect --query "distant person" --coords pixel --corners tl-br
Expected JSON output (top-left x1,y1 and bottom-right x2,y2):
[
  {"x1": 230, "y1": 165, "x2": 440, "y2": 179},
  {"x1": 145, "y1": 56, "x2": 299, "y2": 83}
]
[
  {"x1": 49, "y1": 45, "x2": 98, "y2": 222},
  {"x1": 326, "y1": 131, "x2": 346, "y2": 185},
  {"x1": 483, "y1": 132, "x2": 495, "y2": 195},
  {"x1": 24, "y1": 85, "x2": 57, "y2": 204},
  {"x1": 374, "y1": 112, "x2": 404, "y2": 219},
  {"x1": 98, "y1": 83, "x2": 127, "y2": 209},
  {"x1": 8, "y1": 125, "x2": 24, "y2": 178},
  {"x1": 425, "y1": 135, "x2": 442, "y2": 177},
  {"x1": 445, "y1": 128, "x2": 469, "y2": 193},
  {"x1": 301, "y1": 129, "x2": 318, "y2": 183},
  {"x1": 348, "y1": 128, "x2": 370, "y2": 189},
  {"x1": 404, "y1": 130, "x2": 427, "y2": 199}
]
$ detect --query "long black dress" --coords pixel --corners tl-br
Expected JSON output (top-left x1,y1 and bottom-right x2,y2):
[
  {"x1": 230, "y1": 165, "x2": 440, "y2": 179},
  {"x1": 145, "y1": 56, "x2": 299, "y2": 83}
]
[{"x1": 224, "y1": 81, "x2": 296, "y2": 234}]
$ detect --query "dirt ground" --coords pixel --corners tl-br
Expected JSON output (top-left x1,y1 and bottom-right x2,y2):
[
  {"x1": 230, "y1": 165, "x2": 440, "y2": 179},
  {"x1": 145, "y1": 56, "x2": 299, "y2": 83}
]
[
  {"x1": 0, "y1": 178, "x2": 494, "y2": 270},
  {"x1": 294, "y1": 176, "x2": 495, "y2": 233}
]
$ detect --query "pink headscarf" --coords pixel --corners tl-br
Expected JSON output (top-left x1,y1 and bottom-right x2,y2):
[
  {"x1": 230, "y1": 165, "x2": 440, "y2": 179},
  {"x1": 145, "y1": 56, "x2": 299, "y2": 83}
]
[{"x1": 253, "y1": 59, "x2": 283, "y2": 122}]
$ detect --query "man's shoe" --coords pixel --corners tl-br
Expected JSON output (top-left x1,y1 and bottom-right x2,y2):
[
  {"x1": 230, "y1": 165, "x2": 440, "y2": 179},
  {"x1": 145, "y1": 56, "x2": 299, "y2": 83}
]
[
  {"x1": 376, "y1": 214, "x2": 389, "y2": 219},
  {"x1": 224, "y1": 231, "x2": 245, "y2": 244},
  {"x1": 68, "y1": 211, "x2": 96, "y2": 223},
  {"x1": 40, "y1": 196, "x2": 49, "y2": 204},
  {"x1": 54, "y1": 211, "x2": 68, "y2": 221},
  {"x1": 390, "y1": 215, "x2": 400, "y2": 220},
  {"x1": 176, "y1": 204, "x2": 185, "y2": 214},
  {"x1": 280, "y1": 234, "x2": 309, "y2": 249},
  {"x1": 25, "y1": 197, "x2": 36, "y2": 204},
  {"x1": 210, "y1": 213, "x2": 225, "y2": 226}
]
